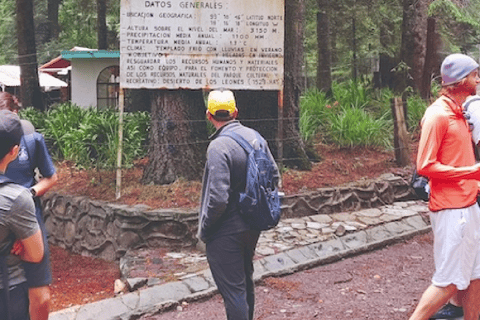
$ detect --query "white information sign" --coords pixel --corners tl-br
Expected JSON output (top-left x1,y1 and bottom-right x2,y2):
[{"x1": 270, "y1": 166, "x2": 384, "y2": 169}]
[{"x1": 120, "y1": 0, "x2": 284, "y2": 90}]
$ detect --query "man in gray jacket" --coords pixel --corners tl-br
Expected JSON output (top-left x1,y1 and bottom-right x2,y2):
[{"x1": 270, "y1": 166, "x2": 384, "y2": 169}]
[{"x1": 198, "y1": 89, "x2": 279, "y2": 320}]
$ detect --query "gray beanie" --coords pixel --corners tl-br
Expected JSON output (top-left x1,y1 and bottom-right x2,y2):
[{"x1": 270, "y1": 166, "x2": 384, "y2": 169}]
[{"x1": 441, "y1": 53, "x2": 479, "y2": 86}]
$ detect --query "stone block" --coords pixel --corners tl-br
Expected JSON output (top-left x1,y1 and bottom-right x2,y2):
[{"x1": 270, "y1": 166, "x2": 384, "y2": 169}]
[
  {"x1": 308, "y1": 213, "x2": 333, "y2": 224},
  {"x1": 383, "y1": 221, "x2": 414, "y2": 235},
  {"x1": 120, "y1": 292, "x2": 140, "y2": 309},
  {"x1": 340, "y1": 231, "x2": 367, "y2": 250},
  {"x1": 182, "y1": 276, "x2": 211, "y2": 293},
  {"x1": 356, "y1": 216, "x2": 382, "y2": 226},
  {"x1": 75, "y1": 296, "x2": 130, "y2": 320},
  {"x1": 285, "y1": 248, "x2": 312, "y2": 264},
  {"x1": 330, "y1": 212, "x2": 357, "y2": 222},
  {"x1": 355, "y1": 208, "x2": 382, "y2": 217},
  {"x1": 253, "y1": 260, "x2": 269, "y2": 281},
  {"x1": 49, "y1": 306, "x2": 82, "y2": 320},
  {"x1": 262, "y1": 253, "x2": 296, "y2": 273},
  {"x1": 291, "y1": 198, "x2": 317, "y2": 217},
  {"x1": 403, "y1": 215, "x2": 429, "y2": 229},
  {"x1": 296, "y1": 246, "x2": 319, "y2": 260},
  {"x1": 199, "y1": 269, "x2": 217, "y2": 287},
  {"x1": 126, "y1": 278, "x2": 148, "y2": 291},
  {"x1": 381, "y1": 207, "x2": 417, "y2": 217},
  {"x1": 405, "y1": 204, "x2": 429, "y2": 213},
  {"x1": 379, "y1": 214, "x2": 402, "y2": 223},
  {"x1": 365, "y1": 225, "x2": 392, "y2": 242},
  {"x1": 137, "y1": 282, "x2": 191, "y2": 308},
  {"x1": 307, "y1": 238, "x2": 345, "y2": 258}
]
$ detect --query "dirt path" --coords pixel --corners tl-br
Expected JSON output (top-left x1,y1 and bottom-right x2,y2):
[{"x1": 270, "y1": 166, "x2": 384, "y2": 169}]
[{"x1": 141, "y1": 232, "x2": 435, "y2": 320}]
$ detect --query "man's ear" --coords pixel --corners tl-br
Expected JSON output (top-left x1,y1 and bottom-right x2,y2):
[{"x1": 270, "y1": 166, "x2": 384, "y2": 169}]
[
  {"x1": 206, "y1": 110, "x2": 214, "y2": 121},
  {"x1": 232, "y1": 108, "x2": 238, "y2": 118},
  {"x1": 9, "y1": 145, "x2": 19, "y2": 158}
]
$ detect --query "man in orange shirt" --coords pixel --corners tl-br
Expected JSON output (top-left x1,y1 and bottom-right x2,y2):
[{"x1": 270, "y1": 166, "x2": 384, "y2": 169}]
[{"x1": 411, "y1": 53, "x2": 480, "y2": 320}]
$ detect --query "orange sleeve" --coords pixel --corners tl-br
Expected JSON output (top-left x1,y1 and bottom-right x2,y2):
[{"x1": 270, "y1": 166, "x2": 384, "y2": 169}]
[{"x1": 417, "y1": 107, "x2": 480, "y2": 180}]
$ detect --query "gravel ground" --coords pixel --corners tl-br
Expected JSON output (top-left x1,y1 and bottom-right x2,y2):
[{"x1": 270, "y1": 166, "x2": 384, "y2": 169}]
[{"x1": 141, "y1": 232, "x2": 435, "y2": 320}]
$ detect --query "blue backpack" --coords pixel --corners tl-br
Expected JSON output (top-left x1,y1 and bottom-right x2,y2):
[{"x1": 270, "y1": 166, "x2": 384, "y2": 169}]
[{"x1": 220, "y1": 130, "x2": 281, "y2": 230}]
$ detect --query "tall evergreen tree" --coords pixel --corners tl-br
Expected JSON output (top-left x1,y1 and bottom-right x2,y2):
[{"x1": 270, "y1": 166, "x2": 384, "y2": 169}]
[
  {"x1": 97, "y1": 0, "x2": 108, "y2": 49},
  {"x1": 284, "y1": 0, "x2": 312, "y2": 169},
  {"x1": 399, "y1": 0, "x2": 428, "y2": 94},
  {"x1": 47, "y1": 0, "x2": 62, "y2": 42},
  {"x1": 141, "y1": 90, "x2": 208, "y2": 185},
  {"x1": 16, "y1": 0, "x2": 44, "y2": 110},
  {"x1": 316, "y1": 0, "x2": 332, "y2": 94}
]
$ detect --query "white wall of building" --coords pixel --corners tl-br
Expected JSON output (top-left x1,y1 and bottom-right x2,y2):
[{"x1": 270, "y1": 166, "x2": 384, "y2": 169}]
[{"x1": 70, "y1": 58, "x2": 118, "y2": 108}]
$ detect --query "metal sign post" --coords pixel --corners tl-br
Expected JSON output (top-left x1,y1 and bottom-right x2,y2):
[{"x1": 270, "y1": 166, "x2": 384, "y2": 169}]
[{"x1": 116, "y1": 87, "x2": 125, "y2": 200}]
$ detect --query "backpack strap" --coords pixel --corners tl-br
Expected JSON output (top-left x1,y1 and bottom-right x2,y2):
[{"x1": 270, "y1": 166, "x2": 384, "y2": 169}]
[
  {"x1": 0, "y1": 255, "x2": 10, "y2": 320},
  {"x1": 22, "y1": 134, "x2": 36, "y2": 168},
  {"x1": 219, "y1": 130, "x2": 257, "y2": 153},
  {"x1": 0, "y1": 175, "x2": 13, "y2": 185}
]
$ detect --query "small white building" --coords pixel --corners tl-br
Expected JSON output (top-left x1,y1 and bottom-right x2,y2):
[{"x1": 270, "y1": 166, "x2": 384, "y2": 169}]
[
  {"x1": 0, "y1": 65, "x2": 68, "y2": 96},
  {"x1": 61, "y1": 50, "x2": 119, "y2": 109}
]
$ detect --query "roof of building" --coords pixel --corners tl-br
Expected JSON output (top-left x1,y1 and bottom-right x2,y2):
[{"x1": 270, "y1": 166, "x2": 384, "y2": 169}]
[
  {"x1": 61, "y1": 50, "x2": 120, "y2": 60},
  {"x1": 0, "y1": 65, "x2": 68, "y2": 88},
  {"x1": 40, "y1": 47, "x2": 99, "y2": 75}
]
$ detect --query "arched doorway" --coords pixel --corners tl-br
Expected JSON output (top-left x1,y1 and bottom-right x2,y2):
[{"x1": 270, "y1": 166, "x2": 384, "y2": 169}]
[{"x1": 97, "y1": 65, "x2": 119, "y2": 109}]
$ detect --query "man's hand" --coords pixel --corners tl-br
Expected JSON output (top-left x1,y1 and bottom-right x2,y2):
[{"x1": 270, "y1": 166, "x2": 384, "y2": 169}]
[{"x1": 10, "y1": 240, "x2": 24, "y2": 256}]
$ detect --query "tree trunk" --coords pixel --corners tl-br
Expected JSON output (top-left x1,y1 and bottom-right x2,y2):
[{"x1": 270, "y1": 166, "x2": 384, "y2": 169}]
[
  {"x1": 97, "y1": 0, "x2": 108, "y2": 49},
  {"x1": 284, "y1": 0, "x2": 311, "y2": 170},
  {"x1": 141, "y1": 90, "x2": 208, "y2": 185},
  {"x1": 352, "y1": 15, "x2": 357, "y2": 80},
  {"x1": 420, "y1": 17, "x2": 440, "y2": 101},
  {"x1": 316, "y1": 0, "x2": 332, "y2": 94},
  {"x1": 47, "y1": 0, "x2": 62, "y2": 41},
  {"x1": 411, "y1": 0, "x2": 428, "y2": 92},
  {"x1": 399, "y1": 0, "x2": 428, "y2": 93},
  {"x1": 233, "y1": 90, "x2": 278, "y2": 155},
  {"x1": 16, "y1": 0, "x2": 44, "y2": 111},
  {"x1": 330, "y1": 10, "x2": 337, "y2": 65}
]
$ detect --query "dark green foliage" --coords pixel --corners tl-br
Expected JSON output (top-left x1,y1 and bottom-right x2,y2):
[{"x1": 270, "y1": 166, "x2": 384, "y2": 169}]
[
  {"x1": 20, "y1": 102, "x2": 150, "y2": 169},
  {"x1": 300, "y1": 80, "x2": 429, "y2": 149}
]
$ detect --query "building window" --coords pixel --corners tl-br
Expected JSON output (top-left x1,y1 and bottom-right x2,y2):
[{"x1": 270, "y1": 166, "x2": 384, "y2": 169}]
[{"x1": 97, "y1": 66, "x2": 119, "y2": 109}]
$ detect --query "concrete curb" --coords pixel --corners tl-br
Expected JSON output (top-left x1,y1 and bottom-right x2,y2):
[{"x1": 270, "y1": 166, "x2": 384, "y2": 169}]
[{"x1": 50, "y1": 213, "x2": 432, "y2": 320}]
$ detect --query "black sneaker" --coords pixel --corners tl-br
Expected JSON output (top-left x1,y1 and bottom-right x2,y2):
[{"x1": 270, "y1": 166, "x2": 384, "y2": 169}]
[{"x1": 430, "y1": 303, "x2": 463, "y2": 319}]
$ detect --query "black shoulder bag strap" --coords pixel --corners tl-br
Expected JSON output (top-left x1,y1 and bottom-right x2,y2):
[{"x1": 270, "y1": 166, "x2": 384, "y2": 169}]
[
  {"x1": 0, "y1": 174, "x2": 15, "y2": 320},
  {"x1": 0, "y1": 255, "x2": 10, "y2": 320}
]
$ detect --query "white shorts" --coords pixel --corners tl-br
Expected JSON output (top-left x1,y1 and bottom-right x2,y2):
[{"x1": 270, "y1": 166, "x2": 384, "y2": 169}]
[{"x1": 430, "y1": 204, "x2": 480, "y2": 290}]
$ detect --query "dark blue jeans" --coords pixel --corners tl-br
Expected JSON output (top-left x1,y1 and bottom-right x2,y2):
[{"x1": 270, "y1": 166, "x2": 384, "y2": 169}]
[{"x1": 206, "y1": 230, "x2": 260, "y2": 320}]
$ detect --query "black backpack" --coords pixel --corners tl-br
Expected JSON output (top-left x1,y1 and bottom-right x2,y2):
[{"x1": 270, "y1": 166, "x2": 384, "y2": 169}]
[
  {"x1": 410, "y1": 169, "x2": 429, "y2": 202},
  {"x1": 220, "y1": 130, "x2": 281, "y2": 230}
]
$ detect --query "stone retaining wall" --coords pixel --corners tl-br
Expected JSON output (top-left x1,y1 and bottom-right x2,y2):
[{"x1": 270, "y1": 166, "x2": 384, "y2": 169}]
[
  {"x1": 42, "y1": 173, "x2": 415, "y2": 261},
  {"x1": 281, "y1": 174, "x2": 415, "y2": 218}
]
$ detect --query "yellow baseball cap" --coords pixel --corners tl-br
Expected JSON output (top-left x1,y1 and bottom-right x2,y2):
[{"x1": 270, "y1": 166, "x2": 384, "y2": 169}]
[{"x1": 207, "y1": 90, "x2": 236, "y2": 115}]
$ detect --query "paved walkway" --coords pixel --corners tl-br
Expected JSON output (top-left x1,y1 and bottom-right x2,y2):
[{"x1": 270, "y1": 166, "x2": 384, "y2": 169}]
[{"x1": 50, "y1": 200, "x2": 433, "y2": 320}]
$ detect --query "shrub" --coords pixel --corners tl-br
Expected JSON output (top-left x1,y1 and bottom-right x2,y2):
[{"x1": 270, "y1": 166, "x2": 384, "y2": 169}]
[
  {"x1": 299, "y1": 81, "x2": 393, "y2": 148},
  {"x1": 407, "y1": 94, "x2": 428, "y2": 133},
  {"x1": 332, "y1": 79, "x2": 372, "y2": 109},
  {"x1": 328, "y1": 106, "x2": 393, "y2": 148},
  {"x1": 299, "y1": 88, "x2": 335, "y2": 141},
  {"x1": 20, "y1": 103, "x2": 150, "y2": 169}
]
